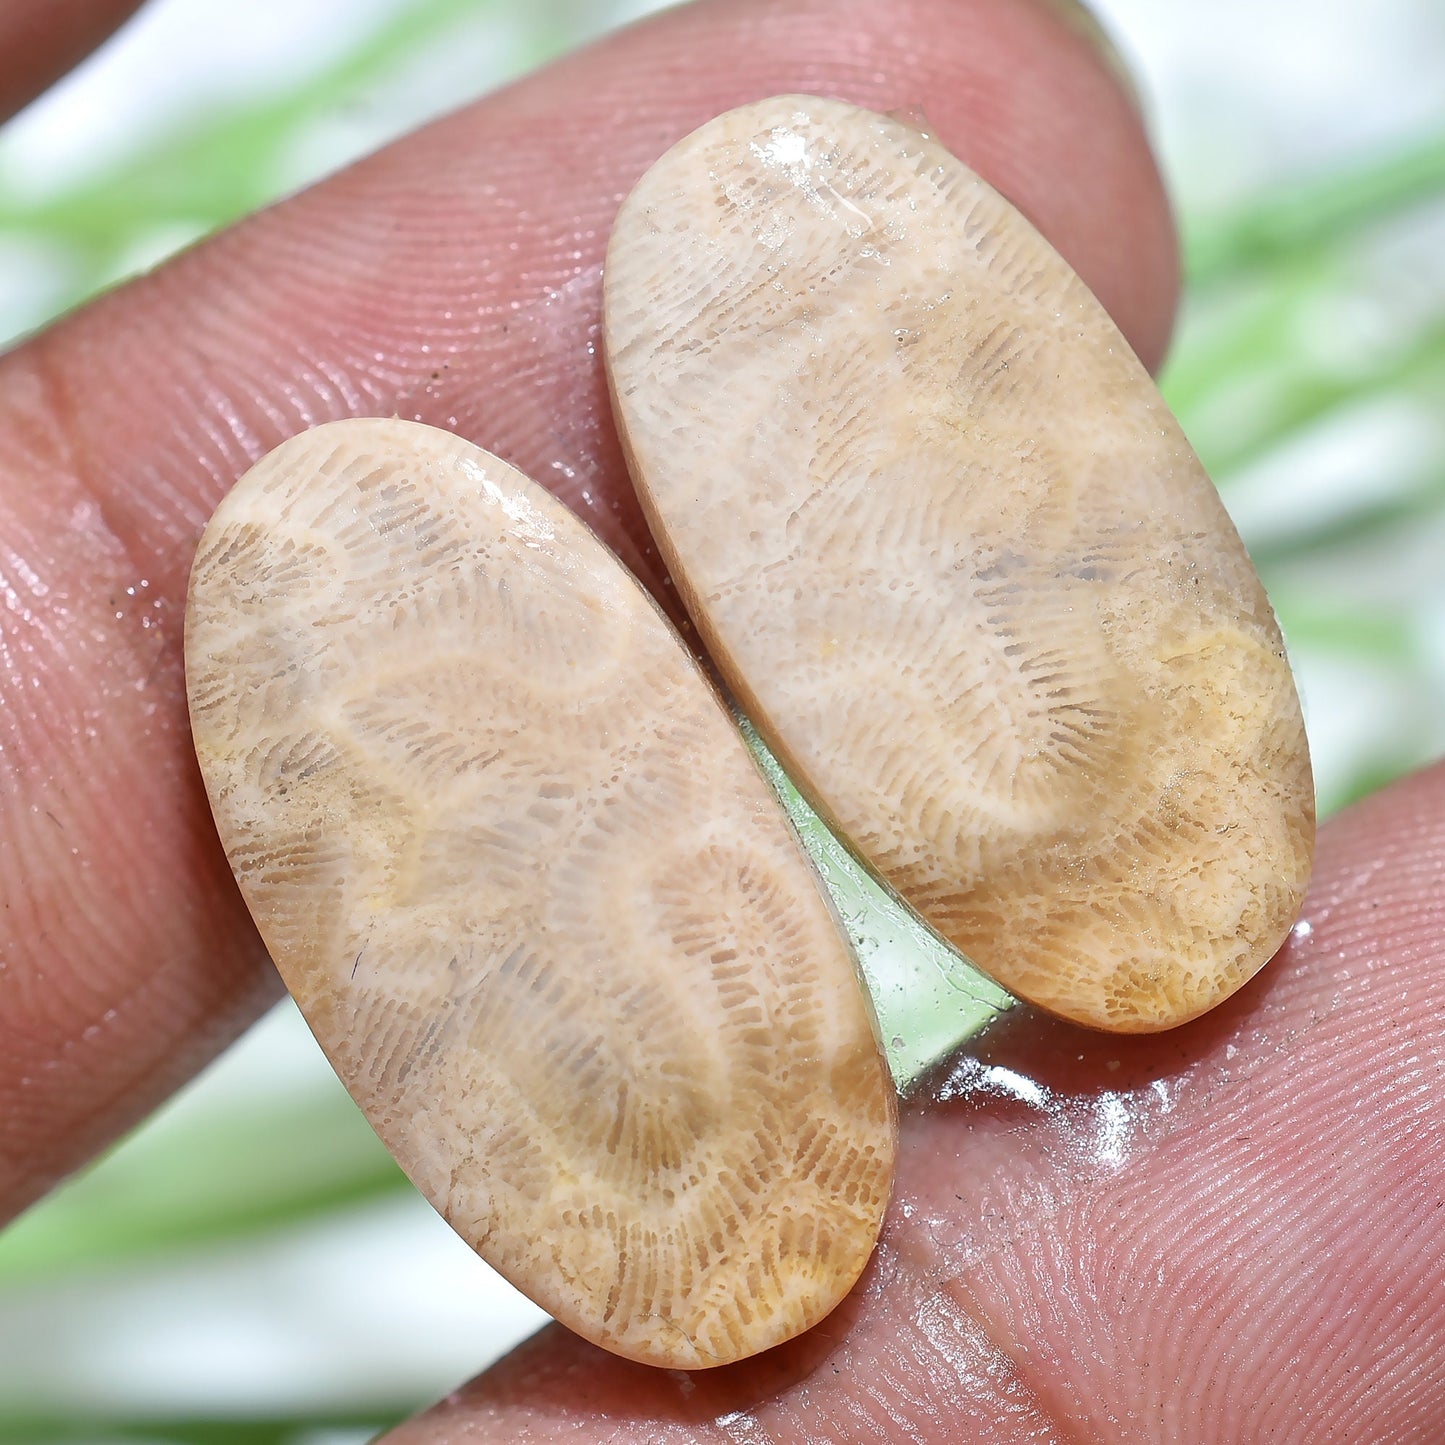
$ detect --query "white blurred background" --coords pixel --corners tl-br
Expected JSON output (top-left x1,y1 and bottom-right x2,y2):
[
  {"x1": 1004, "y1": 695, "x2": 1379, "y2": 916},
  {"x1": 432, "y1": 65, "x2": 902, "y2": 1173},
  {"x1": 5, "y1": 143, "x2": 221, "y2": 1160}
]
[{"x1": 0, "y1": 1, "x2": 1441, "y2": 1440}]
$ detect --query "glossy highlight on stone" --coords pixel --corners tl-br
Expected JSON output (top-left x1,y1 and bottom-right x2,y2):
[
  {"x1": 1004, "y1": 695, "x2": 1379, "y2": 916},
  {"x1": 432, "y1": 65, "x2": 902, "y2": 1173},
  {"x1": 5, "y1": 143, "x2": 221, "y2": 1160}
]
[
  {"x1": 604, "y1": 95, "x2": 1315, "y2": 1033},
  {"x1": 185, "y1": 417, "x2": 896, "y2": 1368}
]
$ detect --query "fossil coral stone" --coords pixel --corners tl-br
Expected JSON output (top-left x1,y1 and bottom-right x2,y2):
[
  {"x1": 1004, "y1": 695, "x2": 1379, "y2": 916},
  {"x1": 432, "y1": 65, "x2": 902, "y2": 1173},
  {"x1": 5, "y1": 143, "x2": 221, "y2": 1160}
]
[
  {"x1": 184, "y1": 417, "x2": 896, "y2": 1369},
  {"x1": 604, "y1": 95, "x2": 1315, "y2": 1033}
]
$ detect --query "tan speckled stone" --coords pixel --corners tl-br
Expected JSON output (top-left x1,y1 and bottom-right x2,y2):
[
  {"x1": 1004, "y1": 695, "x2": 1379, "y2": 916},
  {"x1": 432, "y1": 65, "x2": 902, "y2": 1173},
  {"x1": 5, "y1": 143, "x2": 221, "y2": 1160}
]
[
  {"x1": 185, "y1": 418, "x2": 896, "y2": 1369},
  {"x1": 604, "y1": 95, "x2": 1314, "y2": 1033}
]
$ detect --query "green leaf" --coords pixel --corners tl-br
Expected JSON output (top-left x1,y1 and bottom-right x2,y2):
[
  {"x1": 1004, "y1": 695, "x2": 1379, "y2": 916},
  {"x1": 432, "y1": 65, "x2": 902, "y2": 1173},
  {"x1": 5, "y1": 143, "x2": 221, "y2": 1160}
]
[
  {"x1": 1184, "y1": 127, "x2": 1445, "y2": 286},
  {"x1": 0, "y1": 1084, "x2": 408, "y2": 1287},
  {"x1": 0, "y1": 0, "x2": 527, "y2": 309},
  {"x1": 1192, "y1": 321, "x2": 1445, "y2": 479},
  {"x1": 0, "y1": 1408, "x2": 405, "y2": 1445},
  {"x1": 1247, "y1": 470, "x2": 1445, "y2": 571}
]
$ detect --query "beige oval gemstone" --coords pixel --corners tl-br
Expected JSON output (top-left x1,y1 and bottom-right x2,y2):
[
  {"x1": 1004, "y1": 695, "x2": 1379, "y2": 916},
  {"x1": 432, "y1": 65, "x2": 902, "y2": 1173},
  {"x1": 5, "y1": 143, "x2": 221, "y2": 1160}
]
[
  {"x1": 185, "y1": 417, "x2": 896, "y2": 1368},
  {"x1": 604, "y1": 95, "x2": 1314, "y2": 1033}
]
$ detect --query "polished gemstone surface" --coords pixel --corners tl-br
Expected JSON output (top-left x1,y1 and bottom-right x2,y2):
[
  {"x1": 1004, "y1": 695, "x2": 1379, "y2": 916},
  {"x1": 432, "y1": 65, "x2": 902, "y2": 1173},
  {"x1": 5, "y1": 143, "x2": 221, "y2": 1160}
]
[
  {"x1": 605, "y1": 95, "x2": 1315, "y2": 1032},
  {"x1": 185, "y1": 417, "x2": 896, "y2": 1368}
]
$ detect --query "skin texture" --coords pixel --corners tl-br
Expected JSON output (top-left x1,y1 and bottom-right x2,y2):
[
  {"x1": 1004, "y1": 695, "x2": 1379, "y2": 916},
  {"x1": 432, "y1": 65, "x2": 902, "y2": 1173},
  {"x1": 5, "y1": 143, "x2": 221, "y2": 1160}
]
[
  {"x1": 4, "y1": 0, "x2": 1445, "y2": 1439},
  {"x1": 0, "y1": 0, "x2": 1172, "y2": 1227},
  {"x1": 186, "y1": 419, "x2": 896, "y2": 1367},
  {"x1": 606, "y1": 95, "x2": 1313, "y2": 1032},
  {"x1": 388, "y1": 763, "x2": 1445, "y2": 1443}
]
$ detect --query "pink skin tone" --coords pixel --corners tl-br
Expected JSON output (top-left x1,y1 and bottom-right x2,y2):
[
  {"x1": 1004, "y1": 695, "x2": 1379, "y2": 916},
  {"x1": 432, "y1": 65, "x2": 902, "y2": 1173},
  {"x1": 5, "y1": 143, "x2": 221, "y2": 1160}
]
[{"x1": 2, "y1": 0, "x2": 1440, "y2": 1439}]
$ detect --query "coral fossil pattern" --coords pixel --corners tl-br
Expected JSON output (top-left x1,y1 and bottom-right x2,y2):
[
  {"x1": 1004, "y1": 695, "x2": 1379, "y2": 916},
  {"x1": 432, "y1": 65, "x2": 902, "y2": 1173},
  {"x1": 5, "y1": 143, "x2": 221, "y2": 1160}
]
[
  {"x1": 605, "y1": 95, "x2": 1315, "y2": 1033},
  {"x1": 185, "y1": 418, "x2": 896, "y2": 1368}
]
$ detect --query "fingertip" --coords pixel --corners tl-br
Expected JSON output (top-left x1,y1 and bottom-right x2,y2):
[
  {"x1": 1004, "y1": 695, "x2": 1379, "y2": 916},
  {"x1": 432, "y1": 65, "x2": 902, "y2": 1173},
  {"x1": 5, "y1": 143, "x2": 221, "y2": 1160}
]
[{"x1": 0, "y1": 0, "x2": 1182, "y2": 1234}]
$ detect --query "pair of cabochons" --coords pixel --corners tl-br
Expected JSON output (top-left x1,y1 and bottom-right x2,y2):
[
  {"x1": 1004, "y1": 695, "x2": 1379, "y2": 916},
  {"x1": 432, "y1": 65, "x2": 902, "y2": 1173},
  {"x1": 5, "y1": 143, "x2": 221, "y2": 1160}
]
[{"x1": 185, "y1": 96, "x2": 1315, "y2": 1369}]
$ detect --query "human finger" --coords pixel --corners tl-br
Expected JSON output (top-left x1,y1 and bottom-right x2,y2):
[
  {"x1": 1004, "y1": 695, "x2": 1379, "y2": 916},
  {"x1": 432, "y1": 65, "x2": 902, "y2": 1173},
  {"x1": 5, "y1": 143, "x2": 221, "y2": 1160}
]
[
  {"x1": 389, "y1": 758, "x2": 1445, "y2": 1441},
  {"x1": 0, "y1": 0, "x2": 1174, "y2": 1221}
]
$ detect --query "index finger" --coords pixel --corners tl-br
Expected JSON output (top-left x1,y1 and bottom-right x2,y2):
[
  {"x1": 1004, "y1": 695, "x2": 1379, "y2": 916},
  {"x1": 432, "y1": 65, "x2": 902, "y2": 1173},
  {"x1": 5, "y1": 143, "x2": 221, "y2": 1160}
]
[{"x1": 0, "y1": 0, "x2": 1175, "y2": 1219}]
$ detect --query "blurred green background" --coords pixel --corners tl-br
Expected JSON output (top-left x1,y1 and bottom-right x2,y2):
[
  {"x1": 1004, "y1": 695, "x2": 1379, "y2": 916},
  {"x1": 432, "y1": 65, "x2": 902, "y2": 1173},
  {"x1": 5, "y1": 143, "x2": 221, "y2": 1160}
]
[{"x1": 0, "y1": 0, "x2": 1442, "y2": 1440}]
